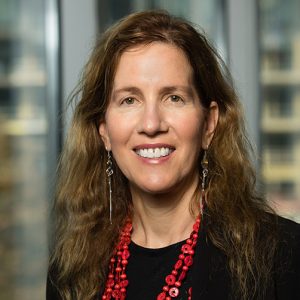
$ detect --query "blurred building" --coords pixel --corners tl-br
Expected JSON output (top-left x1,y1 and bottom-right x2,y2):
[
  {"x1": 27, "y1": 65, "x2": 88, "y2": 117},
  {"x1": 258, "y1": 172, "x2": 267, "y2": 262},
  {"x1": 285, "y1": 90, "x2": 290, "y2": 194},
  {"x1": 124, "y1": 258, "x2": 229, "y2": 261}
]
[
  {"x1": 0, "y1": 0, "x2": 59, "y2": 299},
  {"x1": 260, "y1": 0, "x2": 300, "y2": 222}
]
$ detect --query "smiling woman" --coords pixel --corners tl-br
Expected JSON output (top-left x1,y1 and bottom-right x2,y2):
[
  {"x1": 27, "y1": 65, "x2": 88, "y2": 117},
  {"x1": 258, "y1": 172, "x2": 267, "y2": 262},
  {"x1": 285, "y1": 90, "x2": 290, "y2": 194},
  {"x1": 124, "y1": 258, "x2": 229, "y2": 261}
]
[
  {"x1": 99, "y1": 43, "x2": 217, "y2": 197},
  {"x1": 47, "y1": 10, "x2": 300, "y2": 300}
]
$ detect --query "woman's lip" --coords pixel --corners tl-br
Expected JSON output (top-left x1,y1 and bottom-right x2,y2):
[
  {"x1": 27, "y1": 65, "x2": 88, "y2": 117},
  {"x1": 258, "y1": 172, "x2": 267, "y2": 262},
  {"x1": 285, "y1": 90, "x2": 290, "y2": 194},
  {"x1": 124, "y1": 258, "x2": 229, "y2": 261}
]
[
  {"x1": 134, "y1": 149, "x2": 175, "y2": 163},
  {"x1": 137, "y1": 153, "x2": 173, "y2": 164},
  {"x1": 133, "y1": 143, "x2": 175, "y2": 150}
]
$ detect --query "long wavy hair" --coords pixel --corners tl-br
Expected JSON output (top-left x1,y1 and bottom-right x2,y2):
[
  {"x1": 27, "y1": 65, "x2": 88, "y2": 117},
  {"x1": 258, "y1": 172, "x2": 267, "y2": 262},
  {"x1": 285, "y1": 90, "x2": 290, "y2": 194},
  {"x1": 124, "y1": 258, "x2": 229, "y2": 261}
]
[{"x1": 49, "y1": 10, "x2": 278, "y2": 300}]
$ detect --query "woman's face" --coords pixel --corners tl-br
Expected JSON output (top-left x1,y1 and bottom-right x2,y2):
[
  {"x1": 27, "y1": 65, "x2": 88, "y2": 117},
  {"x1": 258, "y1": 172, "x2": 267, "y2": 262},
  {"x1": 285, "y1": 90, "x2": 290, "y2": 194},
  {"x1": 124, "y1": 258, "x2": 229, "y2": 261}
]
[{"x1": 100, "y1": 42, "x2": 218, "y2": 195}]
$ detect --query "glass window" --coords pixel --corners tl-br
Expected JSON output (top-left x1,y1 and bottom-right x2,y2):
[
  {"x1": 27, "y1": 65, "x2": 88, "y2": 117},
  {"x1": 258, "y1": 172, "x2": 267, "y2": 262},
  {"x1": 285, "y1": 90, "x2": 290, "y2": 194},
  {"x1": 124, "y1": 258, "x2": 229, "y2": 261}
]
[
  {"x1": 97, "y1": 0, "x2": 227, "y2": 60},
  {"x1": 0, "y1": 0, "x2": 60, "y2": 299},
  {"x1": 259, "y1": 0, "x2": 300, "y2": 222},
  {"x1": 263, "y1": 86, "x2": 293, "y2": 117}
]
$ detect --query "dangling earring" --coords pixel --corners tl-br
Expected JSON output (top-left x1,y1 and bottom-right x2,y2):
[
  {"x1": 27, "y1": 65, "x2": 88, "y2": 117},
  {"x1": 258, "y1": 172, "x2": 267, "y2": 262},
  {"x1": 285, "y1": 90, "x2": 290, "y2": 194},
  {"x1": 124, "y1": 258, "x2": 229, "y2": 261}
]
[
  {"x1": 200, "y1": 149, "x2": 208, "y2": 215},
  {"x1": 106, "y1": 150, "x2": 113, "y2": 224}
]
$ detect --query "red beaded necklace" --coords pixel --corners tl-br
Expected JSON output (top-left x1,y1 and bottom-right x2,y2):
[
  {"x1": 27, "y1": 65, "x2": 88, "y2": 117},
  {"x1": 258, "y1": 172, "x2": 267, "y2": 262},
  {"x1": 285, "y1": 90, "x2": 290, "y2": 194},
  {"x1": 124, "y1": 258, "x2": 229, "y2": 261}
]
[{"x1": 102, "y1": 215, "x2": 201, "y2": 300}]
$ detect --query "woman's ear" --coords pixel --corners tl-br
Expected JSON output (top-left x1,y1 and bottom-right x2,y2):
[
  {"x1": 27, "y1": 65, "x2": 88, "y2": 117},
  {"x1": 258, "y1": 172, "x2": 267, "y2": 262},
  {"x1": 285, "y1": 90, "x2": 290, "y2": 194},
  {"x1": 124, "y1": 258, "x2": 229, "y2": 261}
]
[
  {"x1": 99, "y1": 121, "x2": 111, "y2": 151},
  {"x1": 202, "y1": 101, "x2": 219, "y2": 148}
]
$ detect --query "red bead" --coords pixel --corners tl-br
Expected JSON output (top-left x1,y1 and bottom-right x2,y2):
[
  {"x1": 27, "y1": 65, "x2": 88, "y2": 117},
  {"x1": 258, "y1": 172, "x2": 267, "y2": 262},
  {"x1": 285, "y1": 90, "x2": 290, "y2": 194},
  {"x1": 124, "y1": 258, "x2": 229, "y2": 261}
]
[
  {"x1": 166, "y1": 297, "x2": 171, "y2": 300},
  {"x1": 186, "y1": 238, "x2": 192, "y2": 245},
  {"x1": 184, "y1": 255, "x2": 193, "y2": 266},
  {"x1": 188, "y1": 287, "x2": 192, "y2": 295},
  {"x1": 171, "y1": 270, "x2": 178, "y2": 276},
  {"x1": 120, "y1": 280, "x2": 129, "y2": 287},
  {"x1": 116, "y1": 267, "x2": 122, "y2": 272},
  {"x1": 157, "y1": 292, "x2": 166, "y2": 300},
  {"x1": 114, "y1": 284, "x2": 120, "y2": 289},
  {"x1": 183, "y1": 266, "x2": 188, "y2": 271},
  {"x1": 121, "y1": 259, "x2": 128, "y2": 265},
  {"x1": 112, "y1": 289, "x2": 121, "y2": 298},
  {"x1": 193, "y1": 223, "x2": 199, "y2": 231},
  {"x1": 193, "y1": 233, "x2": 198, "y2": 239},
  {"x1": 175, "y1": 281, "x2": 181, "y2": 287},
  {"x1": 165, "y1": 274, "x2": 176, "y2": 285},
  {"x1": 174, "y1": 260, "x2": 183, "y2": 270},
  {"x1": 181, "y1": 244, "x2": 191, "y2": 254},
  {"x1": 107, "y1": 278, "x2": 114, "y2": 287},
  {"x1": 125, "y1": 223, "x2": 132, "y2": 231},
  {"x1": 169, "y1": 287, "x2": 179, "y2": 297},
  {"x1": 108, "y1": 274, "x2": 114, "y2": 279},
  {"x1": 122, "y1": 249, "x2": 130, "y2": 260},
  {"x1": 120, "y1": 274, "x2": 127, "y2": 279},
  {"x1": 178, "y1": 270, "x2": 186, "y2": 281},
  {"x1": 110, "y1": 258, "x2": 115, "y2": 263},
  {"x1": 189, "y1": 249, "x2": 195, "y2": 255},
  {"x1": 124, "y1": 237, "x2": 131, "y2": 244},
  {"x1": 106, "y1": 287, "x2": 112, "y2": 293},
  {"x1": 179, "y1": 254, "x2": 185, "y2": 260},
  {"x1": 120, "y1": 288, "x2": 126, "y2": 293},
  {"x1": 163, "y1": 285, "x2": 169, "y2": 292}
]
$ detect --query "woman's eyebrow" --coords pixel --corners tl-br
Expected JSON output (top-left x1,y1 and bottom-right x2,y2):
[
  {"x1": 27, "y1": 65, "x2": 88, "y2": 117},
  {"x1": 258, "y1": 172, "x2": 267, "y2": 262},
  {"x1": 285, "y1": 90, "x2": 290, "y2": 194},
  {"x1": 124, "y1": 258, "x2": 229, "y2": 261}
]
[
  {"x1": 159, "y1": 86, "x2": 195, "y2": 98},
  {"x1": 112, "y1": 85, "x2": 195, "y2": 98},
  {"x1": 112, "y1": 86, "x2": 142, "y2": 98}
]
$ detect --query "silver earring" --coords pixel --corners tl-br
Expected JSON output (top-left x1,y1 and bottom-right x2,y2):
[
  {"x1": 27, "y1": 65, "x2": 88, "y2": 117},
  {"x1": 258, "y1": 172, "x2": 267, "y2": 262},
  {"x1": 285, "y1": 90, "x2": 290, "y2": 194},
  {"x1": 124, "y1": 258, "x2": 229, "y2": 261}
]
[
  {"x1": 200, "y1": 149, "x2": 208, "y2": 215},
  {"x1": 106, "y1": 150, "x2": 113, "y2": 224}
]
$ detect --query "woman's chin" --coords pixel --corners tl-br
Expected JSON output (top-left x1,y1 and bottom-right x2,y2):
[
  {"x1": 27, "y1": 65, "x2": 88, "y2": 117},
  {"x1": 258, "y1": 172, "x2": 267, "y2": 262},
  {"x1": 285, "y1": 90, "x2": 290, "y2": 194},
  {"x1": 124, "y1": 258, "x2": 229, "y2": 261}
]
[{"x1": 130, "y1": 180, "x2": 176, "y2": 196}]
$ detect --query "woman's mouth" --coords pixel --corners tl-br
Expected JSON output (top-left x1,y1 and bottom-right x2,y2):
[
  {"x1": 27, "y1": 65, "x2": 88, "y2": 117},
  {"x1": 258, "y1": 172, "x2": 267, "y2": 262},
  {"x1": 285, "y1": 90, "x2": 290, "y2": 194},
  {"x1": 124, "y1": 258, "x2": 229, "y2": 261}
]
[{"x1": 135, "y1": 147, "x2": 175, "y2": 159}]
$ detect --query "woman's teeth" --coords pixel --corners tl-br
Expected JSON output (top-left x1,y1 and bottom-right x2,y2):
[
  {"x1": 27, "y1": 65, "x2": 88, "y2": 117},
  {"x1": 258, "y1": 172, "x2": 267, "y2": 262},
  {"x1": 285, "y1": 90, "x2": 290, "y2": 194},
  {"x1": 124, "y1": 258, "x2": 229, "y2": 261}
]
[{"x1": 136, "y1": 147, "x2": 173, "y2": 158}]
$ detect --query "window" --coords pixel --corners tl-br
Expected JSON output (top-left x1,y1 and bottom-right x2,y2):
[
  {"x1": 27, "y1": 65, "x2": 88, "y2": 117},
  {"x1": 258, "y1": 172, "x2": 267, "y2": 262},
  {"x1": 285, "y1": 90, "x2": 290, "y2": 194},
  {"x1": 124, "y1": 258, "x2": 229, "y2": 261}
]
[
  {"x1": 263, "y1": 87, "x2": 293, "y2": 118},
  {"x1": 0, "y1": 0, "x2": 60, "y2": 299},
  {"x1": 259, "y1": 0, "x2": 300, "y2": 222},
  {"x1": 97, "y1": 0, "x2": 227, "y2": 61}
]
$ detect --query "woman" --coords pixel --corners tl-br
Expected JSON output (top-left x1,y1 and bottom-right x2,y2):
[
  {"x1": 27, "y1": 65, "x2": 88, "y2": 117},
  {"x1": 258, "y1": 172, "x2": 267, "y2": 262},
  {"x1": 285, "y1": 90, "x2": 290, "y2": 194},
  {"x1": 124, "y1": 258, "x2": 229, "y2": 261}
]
[{"x1": 47, "y1": 10, "x2": 300, "y2": 300}]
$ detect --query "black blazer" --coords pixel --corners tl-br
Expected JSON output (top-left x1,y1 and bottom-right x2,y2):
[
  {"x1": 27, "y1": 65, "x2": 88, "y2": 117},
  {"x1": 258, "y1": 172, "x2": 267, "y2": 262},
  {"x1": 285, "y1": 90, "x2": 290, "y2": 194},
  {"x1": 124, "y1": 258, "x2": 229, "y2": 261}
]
[
  {"x1": 191, "y1": 216, "x2": 300, "y2": 299},
  {"x1": 47, "y1": 216, "x2": 300, "y2": 299}
]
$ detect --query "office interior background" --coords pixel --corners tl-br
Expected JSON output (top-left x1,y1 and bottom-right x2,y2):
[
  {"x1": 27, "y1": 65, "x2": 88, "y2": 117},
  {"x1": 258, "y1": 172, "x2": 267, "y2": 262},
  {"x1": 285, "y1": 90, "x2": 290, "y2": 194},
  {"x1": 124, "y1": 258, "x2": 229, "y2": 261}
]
[{"x1": 0, "y1": 0, "x2": 299, "y2": 298}]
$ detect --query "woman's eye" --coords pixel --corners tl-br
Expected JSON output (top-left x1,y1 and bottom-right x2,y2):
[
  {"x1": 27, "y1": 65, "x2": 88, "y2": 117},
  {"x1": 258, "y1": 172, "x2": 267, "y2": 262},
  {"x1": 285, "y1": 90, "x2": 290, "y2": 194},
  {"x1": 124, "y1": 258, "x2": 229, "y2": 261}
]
[
  {"x1": 122, "y1": 97, "x2": 135, "y2": 105},
  {"x1": 169, "y1": 95, "x2": 183, "y2": 103}
]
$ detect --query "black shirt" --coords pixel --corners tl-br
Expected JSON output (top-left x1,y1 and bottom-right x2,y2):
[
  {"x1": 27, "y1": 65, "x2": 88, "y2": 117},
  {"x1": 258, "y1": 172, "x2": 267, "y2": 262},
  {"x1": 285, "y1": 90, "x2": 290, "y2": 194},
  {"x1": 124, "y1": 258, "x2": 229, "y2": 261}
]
[
  {"x1": 47, "y1": 216, "x2": 300, "y2": 299},
  {"x1": 126, "y1": 239, "x2": 193, "y2": 299}
]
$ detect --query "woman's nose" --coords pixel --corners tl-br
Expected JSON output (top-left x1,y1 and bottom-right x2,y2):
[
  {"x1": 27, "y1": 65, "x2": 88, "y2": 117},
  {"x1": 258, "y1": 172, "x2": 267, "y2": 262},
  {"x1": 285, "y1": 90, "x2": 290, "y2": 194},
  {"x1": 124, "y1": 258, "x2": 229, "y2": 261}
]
[{"x1": 137, "y1": 103, "x2": 168, "y2": 136}]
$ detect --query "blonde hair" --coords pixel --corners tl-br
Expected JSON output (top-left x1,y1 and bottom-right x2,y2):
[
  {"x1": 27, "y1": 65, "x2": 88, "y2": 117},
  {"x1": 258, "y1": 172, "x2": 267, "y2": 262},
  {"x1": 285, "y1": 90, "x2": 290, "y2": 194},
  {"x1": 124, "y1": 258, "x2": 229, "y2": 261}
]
[{"x1": 49, "y1": 10, "x2": 277, "y2": 299}]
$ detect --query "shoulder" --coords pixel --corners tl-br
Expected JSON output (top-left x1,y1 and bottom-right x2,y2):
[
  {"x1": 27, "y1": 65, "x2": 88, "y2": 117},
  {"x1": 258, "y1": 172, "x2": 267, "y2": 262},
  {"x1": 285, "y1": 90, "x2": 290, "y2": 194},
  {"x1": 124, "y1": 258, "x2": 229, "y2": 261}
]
[
  {"x1": 273, "y1": 215, "x2": 300, "y2": 299},
  {"x1": 261, "y1": 212, "x2": 300, "y2": 245},
  {"x1": 275, "y1": 215, "x2": 300, "y2": 258},
  {"x1": 46, "y1": 266, "x2": 61, "y2": 300},
  {"x1": 276, "y1": 214, "x2": 300, "y2": 236}
]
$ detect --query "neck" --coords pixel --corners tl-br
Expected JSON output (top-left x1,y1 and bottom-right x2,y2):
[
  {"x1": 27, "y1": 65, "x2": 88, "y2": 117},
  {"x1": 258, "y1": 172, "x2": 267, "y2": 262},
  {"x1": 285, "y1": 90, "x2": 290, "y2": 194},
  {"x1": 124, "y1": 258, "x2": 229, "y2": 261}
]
[{"x1": 130, "y1": 178, "x2": 200, "y2": 249}]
